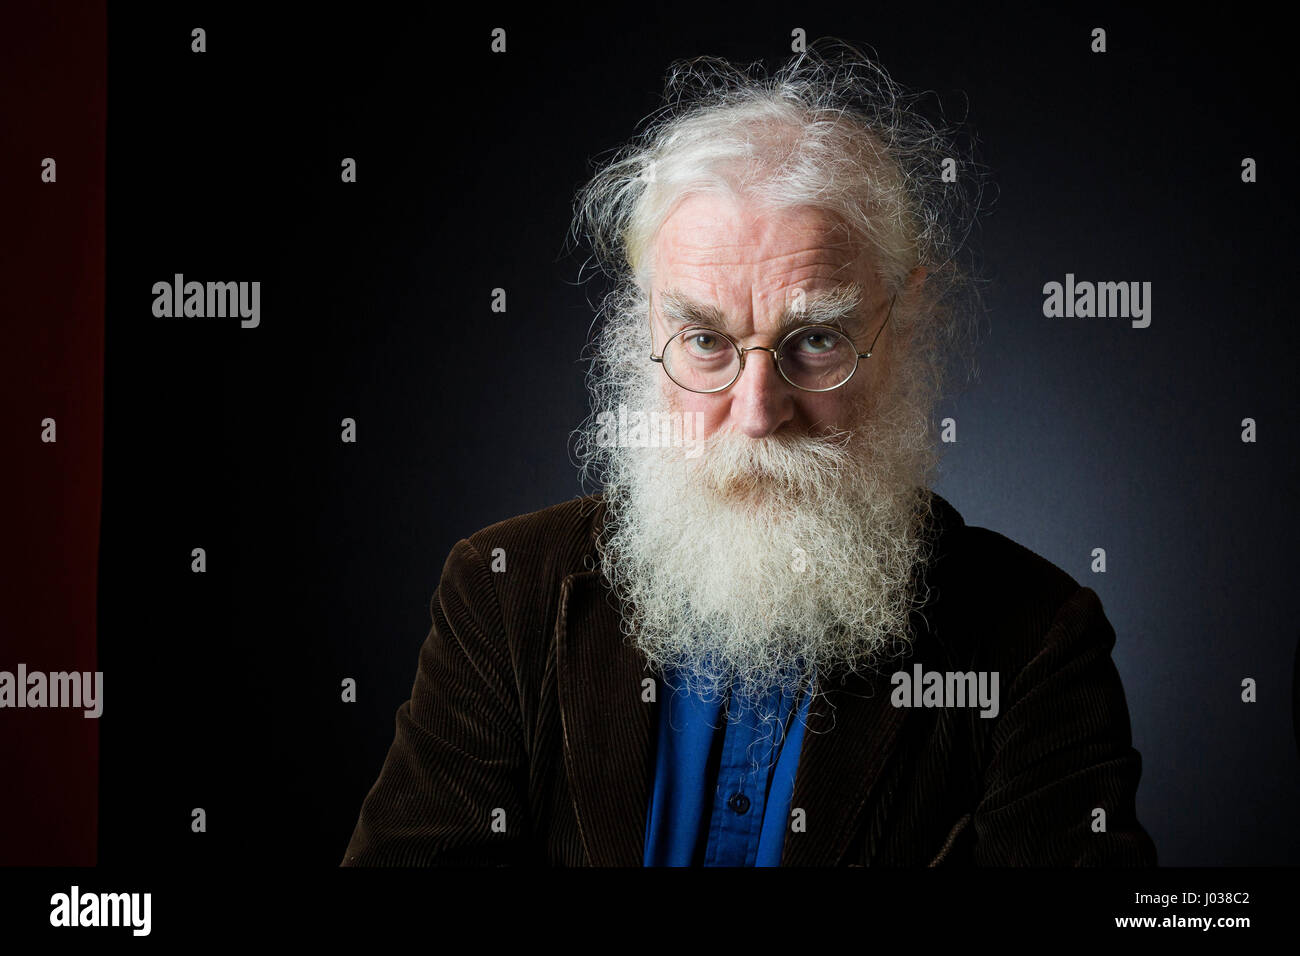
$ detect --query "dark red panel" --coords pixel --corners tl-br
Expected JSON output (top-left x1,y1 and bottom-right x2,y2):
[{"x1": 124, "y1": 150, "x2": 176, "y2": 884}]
[{"x1": 0, "y1": 0, "x2": 105, "y2": 866}]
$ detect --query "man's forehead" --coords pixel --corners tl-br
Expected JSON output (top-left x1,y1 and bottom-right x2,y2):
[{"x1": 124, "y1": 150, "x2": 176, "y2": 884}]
[
  {"x1": 649, "y1": 196, "x2": 873, "y2": 296},
  {"x1": 652, "y1": 197, "x2": 861, "y2": 267}
]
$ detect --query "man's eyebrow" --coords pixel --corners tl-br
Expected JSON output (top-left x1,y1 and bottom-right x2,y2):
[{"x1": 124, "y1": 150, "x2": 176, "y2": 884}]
[
  {"x1": 656, "y1": 284, "x2": 867, "y2": 334},
  {"x1": 657, "y1": 290, "x2": 726, "y2": 328},
  {"x1": 779, "y1": 283, "x2": 865, "y2": 332}
]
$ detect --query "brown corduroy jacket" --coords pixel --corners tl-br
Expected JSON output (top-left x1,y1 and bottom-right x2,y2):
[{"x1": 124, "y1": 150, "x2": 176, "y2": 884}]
[{"x1": 341, "y1": 491, "x2": 1157, "y2": 866}]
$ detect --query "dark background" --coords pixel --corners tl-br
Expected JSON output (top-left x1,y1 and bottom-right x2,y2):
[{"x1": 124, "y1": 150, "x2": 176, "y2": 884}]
[{"x1": 97, "y1": 4, "x2": 1298, "y2": 867}]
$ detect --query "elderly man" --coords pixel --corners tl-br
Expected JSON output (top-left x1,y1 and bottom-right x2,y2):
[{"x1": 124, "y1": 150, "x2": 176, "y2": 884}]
[{"x1": 341, "y1": 44, "x2": 1156, "y2": 867}]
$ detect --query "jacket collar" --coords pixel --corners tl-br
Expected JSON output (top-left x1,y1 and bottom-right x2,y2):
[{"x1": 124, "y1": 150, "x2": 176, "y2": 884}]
[{"x1": 555, "y1": 491, "x2": 964, "y2": 866}]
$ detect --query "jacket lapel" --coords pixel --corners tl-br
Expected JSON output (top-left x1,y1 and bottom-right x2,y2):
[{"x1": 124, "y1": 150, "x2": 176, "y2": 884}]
[
  {"x1": 555, "y1": 568, "x2": 655, "y2": 866},
  {"x1": 780, "y1": 664, "x2": 910, "y2": 865}
]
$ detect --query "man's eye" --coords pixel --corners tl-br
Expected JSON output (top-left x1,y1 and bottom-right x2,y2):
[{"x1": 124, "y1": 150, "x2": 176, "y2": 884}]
[
  {"x1": 686, "y1": 332, "x2": 722, "y2": 354},
  {"x1": 797, "y1": 331, "x2": 837, "y2": 353}
]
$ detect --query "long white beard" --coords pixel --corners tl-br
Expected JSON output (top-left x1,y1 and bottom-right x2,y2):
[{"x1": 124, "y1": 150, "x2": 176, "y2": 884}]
[{"x1": 579, "y1": 302, "x2": 943, "y2": 707}]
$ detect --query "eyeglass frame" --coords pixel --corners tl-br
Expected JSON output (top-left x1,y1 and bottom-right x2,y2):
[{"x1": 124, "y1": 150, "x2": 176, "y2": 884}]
[{"x1": 648, "y1": 289, "x2": 896, "y2": 394}]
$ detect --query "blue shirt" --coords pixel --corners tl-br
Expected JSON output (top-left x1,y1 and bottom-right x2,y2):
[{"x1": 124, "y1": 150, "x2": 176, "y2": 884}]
[{"x1": 643, "y1": 664, "x2": 813, "y2": 866}]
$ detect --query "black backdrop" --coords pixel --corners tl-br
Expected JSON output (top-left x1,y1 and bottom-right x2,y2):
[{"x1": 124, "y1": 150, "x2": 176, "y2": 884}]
[{"x1": 99, "y1": 3, "x2": 1298, "y2": 868}]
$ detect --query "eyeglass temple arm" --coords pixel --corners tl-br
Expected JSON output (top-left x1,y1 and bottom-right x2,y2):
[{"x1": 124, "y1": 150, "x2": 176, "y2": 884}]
[
  {"x1": 856, "y1": 293, "x2": 896, "y2": 358},
  {"x1": 648, "y1": 291, "x2": 664, "y2": 361}
]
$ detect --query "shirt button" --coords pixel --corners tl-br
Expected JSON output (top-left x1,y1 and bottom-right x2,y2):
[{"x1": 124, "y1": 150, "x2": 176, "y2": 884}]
[{"x1": 727, "y1": 792, "x2": 750, "y2": 814}]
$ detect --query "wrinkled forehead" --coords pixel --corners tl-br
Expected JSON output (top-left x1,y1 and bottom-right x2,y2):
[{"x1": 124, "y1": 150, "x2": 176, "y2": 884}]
[
  {"x1": 645, "y1": 194, "x2": 881, "y2": 334},
  {"x1": 646, "y1": 194, "x2": 873, "y2": 295}
]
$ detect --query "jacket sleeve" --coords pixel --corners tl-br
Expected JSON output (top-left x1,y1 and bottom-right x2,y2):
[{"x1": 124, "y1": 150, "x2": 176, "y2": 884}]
[
  {"x1": 341, "y1": 537, "x2": 531, "y2": 865},
  {"x1": 972, "y1": 586, "x2": 1158, "y2": 865}
]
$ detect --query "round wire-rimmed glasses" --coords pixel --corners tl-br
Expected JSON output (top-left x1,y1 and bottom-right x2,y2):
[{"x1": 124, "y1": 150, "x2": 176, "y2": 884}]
[{"x1": 648, "y1": 291, "x2": 896, "y2": 393}]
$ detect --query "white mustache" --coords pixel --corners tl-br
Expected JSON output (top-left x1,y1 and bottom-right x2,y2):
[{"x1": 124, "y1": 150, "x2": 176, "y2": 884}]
[{"x1": 682, "y1": 426, "x2": 859, "y2": 497}]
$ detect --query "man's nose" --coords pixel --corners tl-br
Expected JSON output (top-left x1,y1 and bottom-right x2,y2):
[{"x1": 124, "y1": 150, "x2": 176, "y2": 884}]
[{"x1": 729, "y1": 347, "x2": 795, "y2": 438}]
